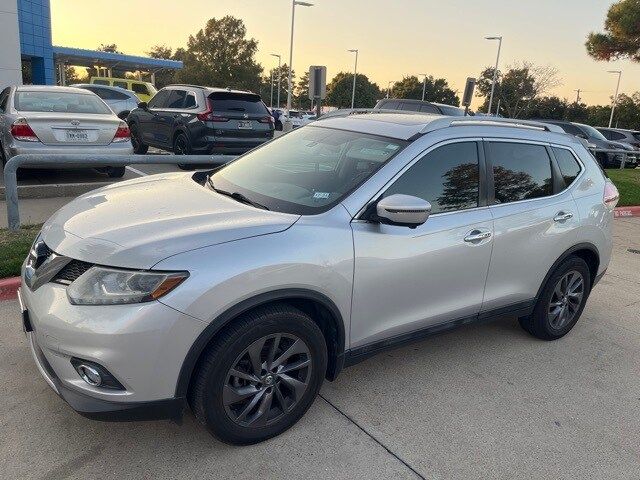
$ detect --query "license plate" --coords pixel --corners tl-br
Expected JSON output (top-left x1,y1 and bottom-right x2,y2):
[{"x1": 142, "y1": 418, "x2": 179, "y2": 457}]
[
  {"x1": 65, "y1": 129, "x2": 89, "y2": 141},
  {"x1": 237, "y1": 121, "x2": 253, "y2": 130}
]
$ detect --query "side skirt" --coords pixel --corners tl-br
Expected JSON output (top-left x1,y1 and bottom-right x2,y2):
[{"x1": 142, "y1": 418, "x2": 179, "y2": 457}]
[{"x1": 343, "y1": 300, "x2": 535, "y2": 368}]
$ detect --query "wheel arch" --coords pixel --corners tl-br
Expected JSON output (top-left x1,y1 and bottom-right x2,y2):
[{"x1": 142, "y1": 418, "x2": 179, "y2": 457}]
[
  {"x1": 535, "y1": 243, "x2": 600, "y2": 301},
  {"x1": 175, "y1": 288, "x2": 347, "y2": 398}
]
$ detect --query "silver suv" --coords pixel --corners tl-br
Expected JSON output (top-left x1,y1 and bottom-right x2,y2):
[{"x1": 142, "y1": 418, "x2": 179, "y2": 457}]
[{"x1": 19, "y1": 114, "x2": 618, "y2": 444}]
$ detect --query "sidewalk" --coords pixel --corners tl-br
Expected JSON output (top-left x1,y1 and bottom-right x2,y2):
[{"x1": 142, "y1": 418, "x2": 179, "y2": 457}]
[{"x1": 0, "y1": 197, "x2": 75, "y2": 228}]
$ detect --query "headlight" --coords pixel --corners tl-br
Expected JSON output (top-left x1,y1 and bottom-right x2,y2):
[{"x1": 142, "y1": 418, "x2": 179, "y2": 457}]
[{"x1": 67, "y1": 267, "x2": 188, "y2": 305}]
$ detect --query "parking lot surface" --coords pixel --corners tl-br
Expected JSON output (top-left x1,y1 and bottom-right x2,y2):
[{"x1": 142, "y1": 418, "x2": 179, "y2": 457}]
[{"x1": 1, "y1": 218, "x2": 639, "y2": 479}]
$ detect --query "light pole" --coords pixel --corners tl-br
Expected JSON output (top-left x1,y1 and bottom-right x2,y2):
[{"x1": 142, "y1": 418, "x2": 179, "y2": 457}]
[
  {"x1": 485, "y1": 35, "x2": 502, "y2": 115},
  {"x1": 287, "y1": 0, "x2": 313, "y2": 112},
  {"x1": 608, "y1": 70, "x2": 622, "y2": 128},
  {"x1": 417, "y1": 73, "x2": 428, "y2": 101},
  {"x1": 348, "y1": 49, "x2": 358, "y2": 109},
  {"x1": 270, "y1": 53, "x2": 281, "y2": 108},
  {"x1": 387, "y1": 80, "x2": 395, "y2": 98}
]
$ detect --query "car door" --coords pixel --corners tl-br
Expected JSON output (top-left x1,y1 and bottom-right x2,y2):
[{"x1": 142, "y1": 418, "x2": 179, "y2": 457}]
[
  {"x1": 136, "y1": 89, "x2": 169, "y2": 146},
  {"x1": 481, "y1": 140, "x2": 580, "y2": 313},
  {"x1": 153, "y1": 89, "x2": 187, "y2": 148},
  {"x1": 350, "y1": 140, "x2": 494, "y2": 349}
]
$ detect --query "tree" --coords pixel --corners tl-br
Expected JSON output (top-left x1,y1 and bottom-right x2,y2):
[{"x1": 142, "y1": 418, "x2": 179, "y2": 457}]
[
  {"x1": 525, "y1": 96, "x2": 568, "y2": 120},
  {"x1": 258, "y1": 64, "x2": 294, "y2": 108},
  {"x1": 325, "y1": 72, "x2": 382, "y2": 108},
  {"x1": 586, "y1": 0, "x2": 640, "y2": 61},
  {"x1": 146, "y1": 44, "x2": 178, "y2": 88},
  {"x1": 476, "y1": 62, "x2": 562, "y2": 118},
  {"x1": 392, "y1": 75, "x2": 460, "y2": 105},
  {"x1": 176, "y1": 16, "x2": 263, "y2": 92},
  {"x1": 294, "y1": 70, "x2": 311, "y2": 110},
  {"x1": 98, "y1": 43, "x2": 121, "y2": 53}
]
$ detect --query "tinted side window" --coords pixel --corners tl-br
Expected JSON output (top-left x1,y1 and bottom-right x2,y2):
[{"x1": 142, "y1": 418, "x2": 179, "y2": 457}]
[
  {"x1": 379, "y1": 100, "x2": 399, "y2": 110},
  {"x1": 609, "y1": 131, "x2": 626, "y2": 140},
  {"x1": 399, "y1": 102, "x2": 421, "y2": 112},
  {"x1": 0, "y1": 88, "x2": 10, "y2": 112},
  {"x1": 92, "y1": 79, "x2": 109, "y2": 85},
  {"x1": 383, "y1": 142, "x2": 480, "y2": 214},
  {"x1": 113, "y1": 81, "x2": 128, "y2": 89},
  {"x1": 598, "y1": 129, "x2": 613, "y2": 140},
  {"x1": 132, "y1": 83, "x2": 150, "y2": 95},
  {"x1": 166, "y1": 90, "x2": 187, "y2": 108},
  {"x1": 556, "y1": 123, "x2": 583, "y2": 136},
  {"x1": 184, "y1": 93, "x2": 197, "y2": 108},
  {"x1": 490, "y1": 142, "x2": 552, "y2": 203},
  {"x1": 147, "y1": 90, "x2": 170, "y2": 108},
  {"x1": 419, "y1": 104, "x2": 439, "y2": 114},
  {"x1": 552, "y1": 147, "x2": 582, "y2": 186}
]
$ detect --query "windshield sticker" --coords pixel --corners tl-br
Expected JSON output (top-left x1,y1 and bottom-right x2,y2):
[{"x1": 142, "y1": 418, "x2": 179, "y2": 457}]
[{"x1": 313, "y1": 192, "x2": 331, "y2": 199}]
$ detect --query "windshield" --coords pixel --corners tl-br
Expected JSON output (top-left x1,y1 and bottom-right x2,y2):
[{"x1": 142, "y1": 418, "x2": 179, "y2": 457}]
[
  {"x1": 15, "y1": 91, "x2": 112, "y2": 114},
  {"x1": 210, "y1": 126, "x2": 407, "y2": 215},
  {"x1": 578, "y1": 123, "x2": 607, "y2": 141}
]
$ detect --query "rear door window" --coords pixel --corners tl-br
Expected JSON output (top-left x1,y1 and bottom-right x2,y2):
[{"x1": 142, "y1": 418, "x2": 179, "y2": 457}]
[
  {"x1": 399, "y1": 102, "x2": 421, "y2": 112},
  {"x1": 184, "y1": 93, "x2": 197, "y2": 109},
  {"x1": 552, "y1": 147, "x2": 582, "y2": 186},
  {"x1": 208, "y1": 92, "x2": 269, "y2": 115},
  {"x1": 166, "y1": 90, "x2": 187, "y2": 109},
  {"x1": 488, "y1": 142, "x2": 553, "y2": 203},
  {"x1": 379, "y1": 100, "x2": 399, "y2": 110},
  {"x1": 419, "y1": 104, "x2": 439, "y2": 114},
  {"x1": 132, "y1": 83, "x2": 150, "y2": 95}
]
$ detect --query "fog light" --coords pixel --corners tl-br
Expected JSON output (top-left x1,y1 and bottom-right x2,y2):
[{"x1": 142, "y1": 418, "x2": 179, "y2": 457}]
[{"x1": 76, "y1": 364, "x2": 102, "y2": 386}]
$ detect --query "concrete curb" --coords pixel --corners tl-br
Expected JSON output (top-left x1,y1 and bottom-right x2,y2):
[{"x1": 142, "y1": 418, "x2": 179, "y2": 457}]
[
  {"x1": 0, "y1": 277, "x2": 20, "y2": 301},
  {"x1": 614, "y1": 206, "x2": 640, "y2": 218},
  {"x1": 0, "y1": 182, "x2": 112, "y2": 200}
]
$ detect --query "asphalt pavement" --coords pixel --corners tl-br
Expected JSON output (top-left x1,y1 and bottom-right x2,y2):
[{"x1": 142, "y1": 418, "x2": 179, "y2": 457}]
[{"x1": 1, "y1": 218, "x2": 639, "y2": 479}]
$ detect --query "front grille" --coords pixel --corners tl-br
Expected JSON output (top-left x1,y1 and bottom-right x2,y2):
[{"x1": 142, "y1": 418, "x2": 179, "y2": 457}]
[{"x1": 52, "y1": 260, "x2": 94, "y2": 284}]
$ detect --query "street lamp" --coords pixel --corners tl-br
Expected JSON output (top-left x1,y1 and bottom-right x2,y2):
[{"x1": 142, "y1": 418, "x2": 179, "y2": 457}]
[
  {"x1": 287, "y1": 0, "x2": 313, "y2": 112},
  {"x1": 348, "y1": 49, "x2": 358, "y2": 109},
  {"x1": 608, "y1": 70, "x2": 622, "y2": 128},
  {"x1": 387, "y1": 80, "x2": 395, "y2": 99},
  {"x1": 270, "y1": 53, "x2": 281, "y2": 108},
  {"x1": 417, "y1": 73, "x2": 428, "y2": 101},
  {"x1": 485, "y1": 35, "x2": 502, "y2": 115}
]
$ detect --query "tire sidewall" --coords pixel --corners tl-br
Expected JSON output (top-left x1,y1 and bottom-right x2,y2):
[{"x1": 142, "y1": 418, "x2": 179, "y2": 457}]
[
  {"x1": 200, "y1": 313, "x2": 327, "y2": 444},
  {"x1": 534, "y1": 257, "x2": 591, "y2": 338},
  {"x1": 173, "y1": 133, "x2": 191, "y2": 155}
]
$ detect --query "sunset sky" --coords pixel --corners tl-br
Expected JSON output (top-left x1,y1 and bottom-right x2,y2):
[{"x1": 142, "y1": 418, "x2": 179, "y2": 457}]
[{"x1": 50, "y1": 0, "x2": 639, "y2": 107}]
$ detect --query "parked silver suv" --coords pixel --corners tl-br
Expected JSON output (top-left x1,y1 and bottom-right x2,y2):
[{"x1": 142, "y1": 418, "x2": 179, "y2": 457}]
[{"x1": 19, "y1": 114, "x2": 618, "y2": 444}]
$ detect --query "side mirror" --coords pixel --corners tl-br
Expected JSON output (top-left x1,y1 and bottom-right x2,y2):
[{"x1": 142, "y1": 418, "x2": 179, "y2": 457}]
[
  {"x1": 375, "y1": 194, "x2": 432, "y2": 227},
  {"x1": 138, "y1": 101, "x2": 148, "y2": 110}
]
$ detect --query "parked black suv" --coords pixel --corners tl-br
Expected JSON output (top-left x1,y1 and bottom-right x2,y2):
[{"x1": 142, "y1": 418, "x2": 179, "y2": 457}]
[
  {"x1": 539, "y1": 120, "x2": 637, "y2": 168},
  {"x1": 127, "y1": 85, "x2": 274, "y2": 161},
  {"x1": 374, "y1": 98, "x2": 467, "y2": 116}
]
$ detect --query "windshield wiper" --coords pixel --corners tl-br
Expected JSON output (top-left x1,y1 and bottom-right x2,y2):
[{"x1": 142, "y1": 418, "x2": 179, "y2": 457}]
[{"x1": 207, "y1": 177, "x2": 270, "y2": 210}]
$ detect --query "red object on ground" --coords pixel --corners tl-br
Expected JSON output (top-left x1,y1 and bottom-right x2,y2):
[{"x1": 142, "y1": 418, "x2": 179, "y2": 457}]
[
  {"x1": 614, "y1": 206, "x2": 640, "y2": 218},
  {"x1": 0, "y1": 277, "x2": 21, "y2": 301}
]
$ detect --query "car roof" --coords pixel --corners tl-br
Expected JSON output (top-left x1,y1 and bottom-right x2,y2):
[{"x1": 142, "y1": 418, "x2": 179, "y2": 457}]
[
  {"x1": 315, "y1": 112, "x2": 566, "y2": 141},
  {"x1": 14, "y1": 85, "x2": 94, "y2": 95},
  {"x1": 164, "y1": 84, "x2": 257, "y2": 95}
]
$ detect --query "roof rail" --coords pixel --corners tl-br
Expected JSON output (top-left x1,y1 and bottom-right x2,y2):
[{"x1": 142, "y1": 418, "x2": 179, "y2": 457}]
[
  {"x1": 316, "y1": 108, "x2": 430, "y2": 121},
  {"x1": 420, "y1": 117, "x2": 566, "y2": 134}
]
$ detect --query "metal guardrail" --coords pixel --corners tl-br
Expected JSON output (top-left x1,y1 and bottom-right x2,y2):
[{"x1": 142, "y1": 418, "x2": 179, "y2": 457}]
[
  {"x1": 588, "y1": 148, "x2": 640, "y2": 170},
  {"x1": 3, "y1": 154, "x2": 237, "y2": 231}
]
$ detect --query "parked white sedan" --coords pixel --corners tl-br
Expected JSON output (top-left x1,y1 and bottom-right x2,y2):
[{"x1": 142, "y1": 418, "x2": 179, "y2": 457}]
[{"x1": 0, "y1": 85, "x2": 133, "y2": 177}]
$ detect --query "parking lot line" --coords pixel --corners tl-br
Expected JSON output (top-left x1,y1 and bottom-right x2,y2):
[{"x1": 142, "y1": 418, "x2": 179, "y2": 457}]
[{"x1": 126, "y1": 166, "x2": 148, "y2": 177}]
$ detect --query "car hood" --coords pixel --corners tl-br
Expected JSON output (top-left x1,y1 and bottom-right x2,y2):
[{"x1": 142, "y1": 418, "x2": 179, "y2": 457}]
[{"x1": 41, "y1": 172, "x2": 300, "y2": 269}]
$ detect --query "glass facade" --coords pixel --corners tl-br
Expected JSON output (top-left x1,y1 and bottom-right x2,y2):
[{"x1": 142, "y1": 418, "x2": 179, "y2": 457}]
[{"x1": 18, "y1": 0, "x2": 54, "y2": 85}]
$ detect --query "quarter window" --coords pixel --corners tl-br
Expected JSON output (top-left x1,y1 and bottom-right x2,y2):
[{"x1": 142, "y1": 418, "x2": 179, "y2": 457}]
[
  {"x1": 489, "y1": 142, "x2": 553, "y2": 203},
  {"x1": 552, "y1": 147, "x2": 582, "y2": 186},
  {"x1": 383, "y1": 142, "x2": 480, "y2": 214},
  {"x1": 184, "y1": 93, "x2": 197, "y2": 109}
]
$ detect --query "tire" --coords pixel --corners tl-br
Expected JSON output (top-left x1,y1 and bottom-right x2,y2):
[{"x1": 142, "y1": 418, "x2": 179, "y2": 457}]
[
  {"x1": 106, "y1": 166, "x2": 126, "y2": 178},
  {"x1": 519, "y1": 256, "x2": 591, "y2": 340},
  {"x1": 189, "y1": 304, "x2": 327, "y2": 445},
  {"x1": 174, "y1": 133, "x2": 193, "y2": 170},
  {"x1": 130, "y1": 124, "x2": 148, "y2": 154}
]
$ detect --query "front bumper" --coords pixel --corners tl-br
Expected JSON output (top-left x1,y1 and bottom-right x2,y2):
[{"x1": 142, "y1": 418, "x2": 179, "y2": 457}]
[{"x1": 19, "y1": 280, "x2": 206, "y2": 420}]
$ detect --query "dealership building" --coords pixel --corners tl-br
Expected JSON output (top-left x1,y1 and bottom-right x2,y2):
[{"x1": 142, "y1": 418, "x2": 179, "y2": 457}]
[{"x1": 0, "y1": 0, "x2": 181, "y2": 91}]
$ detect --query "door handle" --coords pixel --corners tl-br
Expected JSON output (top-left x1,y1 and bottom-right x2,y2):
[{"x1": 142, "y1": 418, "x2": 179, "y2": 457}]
[
  {"x1": 464, "y1": 230, "x2": 492, "y2": 243},
  {"x1": 553, "y1": 212, "x2": 574, "y2": 222}
]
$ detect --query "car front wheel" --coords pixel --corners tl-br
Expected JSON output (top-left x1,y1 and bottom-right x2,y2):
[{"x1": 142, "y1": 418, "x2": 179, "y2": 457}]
[{"x1": 189, "y1": 304, "x2": 327, "y2": 445}]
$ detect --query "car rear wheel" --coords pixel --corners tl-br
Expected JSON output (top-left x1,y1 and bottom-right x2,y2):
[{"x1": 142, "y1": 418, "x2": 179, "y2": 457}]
[
  {"x1": 519, "y1": 256, "x2": 591, "y2": 340},
  {"x1": 189, "y1": 304, "x2": 327, "y2": 445},
  {"x1": 130, "y1": 124, "x2": 148, "y2": 154},
  {"x1": 106, "y1": 166, "x2": 126, "y2": 178},
  {"x1": 174, "y1": 133, "x2": 193, "y2": 170}
]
